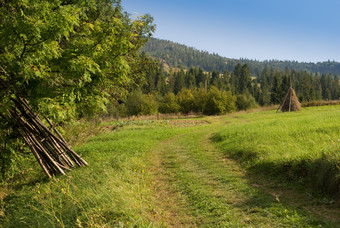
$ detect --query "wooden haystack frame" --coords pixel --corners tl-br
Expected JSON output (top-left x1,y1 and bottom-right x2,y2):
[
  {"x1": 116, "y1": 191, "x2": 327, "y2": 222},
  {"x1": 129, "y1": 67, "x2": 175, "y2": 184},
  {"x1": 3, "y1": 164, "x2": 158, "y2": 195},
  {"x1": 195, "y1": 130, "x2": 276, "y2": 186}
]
[
  {"x1": 277, "y1": 87, "x2": 301, "y2": 112},
  {"x1": 0, "y1": 72, "x2": 88, "y2": 178}
]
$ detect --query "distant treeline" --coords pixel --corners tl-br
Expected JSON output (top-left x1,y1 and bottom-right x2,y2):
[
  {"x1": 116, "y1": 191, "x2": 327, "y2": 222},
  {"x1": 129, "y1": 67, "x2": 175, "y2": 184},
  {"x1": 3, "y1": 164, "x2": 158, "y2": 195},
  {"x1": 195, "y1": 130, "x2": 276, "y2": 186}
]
[
  {"x1": 141, "y1": 61, "x2": 339, "y2": 104},
  {"x1": 142, "y1": 38, "x2": 340, "y2": 75},
  {"x1": 107, "y1": 56, "x2": 340, "y2": 117}
]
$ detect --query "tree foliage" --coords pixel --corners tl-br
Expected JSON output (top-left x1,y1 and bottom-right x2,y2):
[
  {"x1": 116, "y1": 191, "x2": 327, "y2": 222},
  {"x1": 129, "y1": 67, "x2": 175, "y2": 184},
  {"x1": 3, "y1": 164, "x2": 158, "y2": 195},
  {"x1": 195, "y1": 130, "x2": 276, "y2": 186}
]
[
  {"x1": 0, "y1": 0, "x2": 155, "y2": 179},
  {"x1": 0, "y1": 0, "x2": 155, "y2": 121},
  {"x1": 125, "y1": 90, "x2": 158, "y2": 116}
]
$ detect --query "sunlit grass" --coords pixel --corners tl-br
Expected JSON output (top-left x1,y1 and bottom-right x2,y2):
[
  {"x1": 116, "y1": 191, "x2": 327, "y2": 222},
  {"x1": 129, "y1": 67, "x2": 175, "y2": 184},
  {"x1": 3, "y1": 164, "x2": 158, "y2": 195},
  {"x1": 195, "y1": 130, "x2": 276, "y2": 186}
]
[
  {"x1": 214, "y1": 105, "x2": 340, "y2": 194},
  {"x1": 1, "y1": 107, "x2": 339, "y2": 227}
]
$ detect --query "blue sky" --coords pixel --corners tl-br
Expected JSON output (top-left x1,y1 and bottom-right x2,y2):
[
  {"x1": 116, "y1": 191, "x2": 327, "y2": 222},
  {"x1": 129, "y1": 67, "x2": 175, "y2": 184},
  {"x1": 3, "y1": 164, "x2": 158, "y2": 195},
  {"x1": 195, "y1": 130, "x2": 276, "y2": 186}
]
[{"x1": 122, "y1": 0, "x2": 340, "y2": 63}]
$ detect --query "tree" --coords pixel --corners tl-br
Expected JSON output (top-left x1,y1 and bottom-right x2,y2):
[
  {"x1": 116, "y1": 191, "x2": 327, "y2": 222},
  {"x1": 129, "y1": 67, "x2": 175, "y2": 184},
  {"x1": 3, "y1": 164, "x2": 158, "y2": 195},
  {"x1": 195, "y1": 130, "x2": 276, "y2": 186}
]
[
  {"x1": 193, "y1": 88, "x2": 208, "y2": 113},
  {"x1": 233, "y1": 64, "x2": 242, "y2": 93},
  {"x1": 174, "y1": 69, "x2": 185, "y2": 94},
  {"x1": 0, "y1": 0, "x2": 155, "y2": 177},
  {"x1": 125, "y1": 90, "x2": 158, "y2": 116},
  {"x1": 195, "y1": 68, "x2": 206, "y2": 88},
  {"x1": 159, "y1": 92, "x2": 180, "y2": 114},
  {"x1": 270, "y1": 73, "x2": 282, "y2": 104},
  {"x1": 185, "y1": 67, "x2": 196, "y2": 89},
  {"x1": 176, "y1": 88, "x2": 195, "y2": 114},
  {"x1": 239, "y1": 64, "x2": 252, "y2": 93},
  {"x1": 203, "y1": 87, "x2": 235, "y2": 115},
  {"x1": 0, "y1": 0, "x2": 155, "y2": 120}
]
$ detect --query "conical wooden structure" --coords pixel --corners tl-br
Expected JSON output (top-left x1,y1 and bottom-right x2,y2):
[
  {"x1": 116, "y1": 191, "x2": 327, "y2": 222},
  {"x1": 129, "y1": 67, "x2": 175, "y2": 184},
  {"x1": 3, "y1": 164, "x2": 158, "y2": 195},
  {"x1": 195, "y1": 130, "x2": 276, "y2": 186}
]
[
  {"x1": 277, "y1": 87, "x2": 301, "y2": 112},
  {"x1": 0, "y1": 76, "x2": 88, "y2": 178}
]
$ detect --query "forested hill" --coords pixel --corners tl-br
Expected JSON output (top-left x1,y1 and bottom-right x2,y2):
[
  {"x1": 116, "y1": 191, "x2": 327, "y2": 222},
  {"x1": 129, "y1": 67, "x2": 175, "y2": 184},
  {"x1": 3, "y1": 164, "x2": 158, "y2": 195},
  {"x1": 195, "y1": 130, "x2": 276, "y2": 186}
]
[{"x1": 142, "y1": 38, "x2": 340, "y2": 75}]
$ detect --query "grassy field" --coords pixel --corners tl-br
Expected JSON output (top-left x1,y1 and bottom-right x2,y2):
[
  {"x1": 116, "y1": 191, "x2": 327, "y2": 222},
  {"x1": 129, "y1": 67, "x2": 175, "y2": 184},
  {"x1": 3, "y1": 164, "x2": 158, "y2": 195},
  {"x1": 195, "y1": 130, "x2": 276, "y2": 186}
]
[
  {"x1": 1, "y1": 106, "x2": 340, "y2": 227},
  {"x1": 214, "y1": 105, "x2": 340, "y2": 195}
]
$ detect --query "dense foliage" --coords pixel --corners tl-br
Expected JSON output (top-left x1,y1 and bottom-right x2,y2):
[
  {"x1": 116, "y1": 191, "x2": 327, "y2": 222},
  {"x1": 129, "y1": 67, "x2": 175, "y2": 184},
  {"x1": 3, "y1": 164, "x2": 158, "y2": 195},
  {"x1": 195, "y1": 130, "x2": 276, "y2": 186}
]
[
  {"x1": 142, "y1": 38, "x2": 340, "y2": 75},
  {"x1": 110, "y1": 60, "x2": 339, "y2": 117},
  {"x1": 0, "y1": 0, "x2": 154, "y2": 121},
  {"x1": 0, "y1": 0, "x2": 155, "y2": 179}
]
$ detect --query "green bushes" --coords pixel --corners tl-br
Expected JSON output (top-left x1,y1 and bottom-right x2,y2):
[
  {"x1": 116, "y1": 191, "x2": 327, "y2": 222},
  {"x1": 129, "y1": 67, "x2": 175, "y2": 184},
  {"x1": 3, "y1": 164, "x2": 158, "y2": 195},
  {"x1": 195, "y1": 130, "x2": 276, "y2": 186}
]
[
  {"x1": 236, "y1": 93, "x2": 258, "y2": 111},
  {"x1": 125, "y1": 90, "x2": 158, "y2": 116},
  {"x1": 159, "y1": 92, "x2": 180, "y2": 114},
  {"x1": 176, "y1": 88, "x2": 195, "y2": 114},
  {"x1": 204, "y1": 87, "x2": 236, "y2": 115},
  {"x1": 108, "y1": 87, "x2": 249, "y2": 117}
]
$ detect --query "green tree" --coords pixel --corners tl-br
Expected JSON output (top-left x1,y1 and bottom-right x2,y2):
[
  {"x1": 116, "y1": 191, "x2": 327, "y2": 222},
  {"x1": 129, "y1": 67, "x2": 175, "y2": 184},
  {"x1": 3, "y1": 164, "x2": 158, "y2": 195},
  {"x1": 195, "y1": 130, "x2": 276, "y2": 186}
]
[
  {"x1": 185, "y1": 67, "x2": 196, "y2": 89},
  {"x1": 233, "y1": 64, "x2": 242, "y2": 93},
  {"x1": 193, "y1": 88, "x2": 209, "y2": 113},
  {"x1": 0, "y1": 0, "x2": 155, "y2": 177},
  {"x1": 159, "y1": 92, "x2": 180, "y2": 114},
  {"x1": 0, "y1": 0, "x2": 155, "y2": 120},
  {"x1": 176, "y1": 88, "x2": 195, "y2": 114},
  {"x1": 239, "y1": 64, "x2": 252, "y2": 93},
  {"x1": 204, "y1": 87, "x2": 235, "y2": 115},
  {"x1": 195, "y1": 68, "x2": 206, "y2": 88},
  {"x1": 125, "y1": 90, "x2": 158, "y2": 116},
  {"x1": 270, "y1": 73, "x2": 282, "y2": 104},
  {"x1": 174, "y1": 69, "x2": 185, "y2": 94}
]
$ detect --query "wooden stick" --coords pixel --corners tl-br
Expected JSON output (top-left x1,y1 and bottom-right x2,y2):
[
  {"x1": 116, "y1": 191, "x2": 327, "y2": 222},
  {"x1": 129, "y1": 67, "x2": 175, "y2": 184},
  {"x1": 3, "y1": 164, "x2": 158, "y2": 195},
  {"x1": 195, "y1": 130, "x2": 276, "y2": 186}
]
[{"x1": 22, "y1": 131, "x2": 52, "y2": 178}]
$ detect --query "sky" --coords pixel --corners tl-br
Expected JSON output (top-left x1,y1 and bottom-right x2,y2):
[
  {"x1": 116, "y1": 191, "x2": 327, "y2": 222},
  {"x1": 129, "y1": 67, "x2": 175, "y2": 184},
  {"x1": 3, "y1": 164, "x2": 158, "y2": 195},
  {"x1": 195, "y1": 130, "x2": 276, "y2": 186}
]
[{"x1": 121, "y1": 0, "x2": 340, "y2": 63}]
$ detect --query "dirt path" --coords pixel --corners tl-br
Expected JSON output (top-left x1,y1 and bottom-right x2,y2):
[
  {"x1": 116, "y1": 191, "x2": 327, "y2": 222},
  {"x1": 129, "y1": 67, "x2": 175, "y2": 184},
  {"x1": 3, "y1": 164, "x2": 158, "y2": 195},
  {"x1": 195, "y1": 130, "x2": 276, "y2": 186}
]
[{"x1": 148, "y1": 118, "x2": 340, "y2": 227}]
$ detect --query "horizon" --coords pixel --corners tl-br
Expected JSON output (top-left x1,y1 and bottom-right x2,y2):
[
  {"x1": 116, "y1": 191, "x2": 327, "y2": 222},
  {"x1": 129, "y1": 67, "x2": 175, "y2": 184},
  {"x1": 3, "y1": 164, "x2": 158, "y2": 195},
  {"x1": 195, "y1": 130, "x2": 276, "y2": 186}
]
[{"x1": 122, "y1": 0, "x2": 340, "y2": 63}]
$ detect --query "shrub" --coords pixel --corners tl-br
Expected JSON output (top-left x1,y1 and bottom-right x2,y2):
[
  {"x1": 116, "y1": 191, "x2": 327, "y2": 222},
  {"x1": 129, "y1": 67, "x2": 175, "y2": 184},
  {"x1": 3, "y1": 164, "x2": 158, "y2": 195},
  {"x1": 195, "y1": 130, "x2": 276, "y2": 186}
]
[
  {"x1": 177, "y1": 88, "x2": 195, "y2": 114},
  {"x1": 204, "y1": 87, "x2": 236, "y2": 115},
  {"x1": 125, "y1": 90, "x2": 158, "y2": 116},
  {"x1": 105, "y1": 103, "x2": 127, "y2": 118},
  {"x1": 140, "y1": 94, "x2": 158, "y2": 115},
  {"x1": 236, "y1": 93, "x2": 258, "y2": 111},
  {"x1": 193, "y1": 88, "x2": 209, "y2": 113},
  {"x1": 159, "y1": 92, "x2": 180, "y2": 114}
]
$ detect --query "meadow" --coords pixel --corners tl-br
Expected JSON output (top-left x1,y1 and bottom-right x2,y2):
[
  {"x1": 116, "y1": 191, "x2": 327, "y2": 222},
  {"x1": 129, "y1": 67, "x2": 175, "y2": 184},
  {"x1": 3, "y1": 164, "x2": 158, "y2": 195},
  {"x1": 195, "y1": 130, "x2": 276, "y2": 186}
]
[
  {"x1": 213, "y1": 105, "x2": 340, "y2": 195},
  {"x1": 1, "y1": 106, "x2": 340, "y2": 227}
]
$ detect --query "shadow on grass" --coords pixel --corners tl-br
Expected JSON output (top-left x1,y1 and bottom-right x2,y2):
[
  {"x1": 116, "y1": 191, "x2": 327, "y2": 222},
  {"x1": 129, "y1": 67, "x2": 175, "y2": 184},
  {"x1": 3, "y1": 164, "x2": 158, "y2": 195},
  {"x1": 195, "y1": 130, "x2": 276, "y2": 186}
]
[{"x1": 252, "y1": 157, "x2": 340, "y2": 197}]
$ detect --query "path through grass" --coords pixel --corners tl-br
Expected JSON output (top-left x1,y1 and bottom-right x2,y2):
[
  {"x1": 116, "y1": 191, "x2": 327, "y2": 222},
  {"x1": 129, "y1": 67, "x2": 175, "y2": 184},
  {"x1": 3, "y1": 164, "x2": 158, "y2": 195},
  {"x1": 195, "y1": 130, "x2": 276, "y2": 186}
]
[
  {"x1": 148, "y1": 117, "x2": 339, "y2": 227},
  {"x1": 1, "y1": 108, "x2": 339, "y2": 227}
]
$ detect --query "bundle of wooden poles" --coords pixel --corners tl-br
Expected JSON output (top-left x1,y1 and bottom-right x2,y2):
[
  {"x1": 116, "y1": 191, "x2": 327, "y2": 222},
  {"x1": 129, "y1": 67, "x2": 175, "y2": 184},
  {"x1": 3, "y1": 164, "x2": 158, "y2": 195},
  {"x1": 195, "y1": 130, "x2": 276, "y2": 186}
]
[{"x1": 0, "y1": 76, "x2": 88, "y2": 178}]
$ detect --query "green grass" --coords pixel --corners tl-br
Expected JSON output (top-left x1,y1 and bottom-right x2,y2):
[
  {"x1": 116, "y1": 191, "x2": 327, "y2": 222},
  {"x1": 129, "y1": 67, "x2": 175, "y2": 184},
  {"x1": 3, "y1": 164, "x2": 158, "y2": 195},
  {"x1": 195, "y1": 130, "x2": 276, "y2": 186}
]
[
  {"x1": 213, "y1": 105, "x2": 340, "y2": 195},
  {"x1": 1, "y1": 108, "x2": 340, "y2": 227},
  {"x1": 0, "y1": 121, "x2": 190, "y2": 227},
  {"x1": 149, "y1": 122, "x2": 338, "y2": 227}
]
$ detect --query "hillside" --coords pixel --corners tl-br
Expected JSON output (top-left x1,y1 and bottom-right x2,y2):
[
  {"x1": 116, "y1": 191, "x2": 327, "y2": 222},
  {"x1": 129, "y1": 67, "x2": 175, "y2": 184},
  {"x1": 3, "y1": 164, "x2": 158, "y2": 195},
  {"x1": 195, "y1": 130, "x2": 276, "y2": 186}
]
[{"x1": 142, "y1": 38, "x2": 340, "y2": 75}]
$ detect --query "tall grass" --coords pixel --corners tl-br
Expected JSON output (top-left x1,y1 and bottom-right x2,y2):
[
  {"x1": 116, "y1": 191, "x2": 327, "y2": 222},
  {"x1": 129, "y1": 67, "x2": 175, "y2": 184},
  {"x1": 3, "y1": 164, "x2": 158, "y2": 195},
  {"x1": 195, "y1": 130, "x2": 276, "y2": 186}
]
[
  {"x1": 0, "y1": 120, "x2": 191, "y2": 227},
  {"x1": 213, "y1": 105, "x2": 340, "y2": 196}
]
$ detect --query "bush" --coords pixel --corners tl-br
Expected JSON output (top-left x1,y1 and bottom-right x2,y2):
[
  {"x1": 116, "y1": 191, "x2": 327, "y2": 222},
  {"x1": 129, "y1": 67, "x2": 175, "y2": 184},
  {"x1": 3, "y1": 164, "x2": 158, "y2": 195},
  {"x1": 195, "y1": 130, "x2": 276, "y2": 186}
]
[
  {"x1": 236, "y1": 93, "x2": 258, "y2": 111},
  {"x1": 177, "y1": 88, "x2": 195, "y2": 114},
  {"x1": 125, "y1": 90, "x2": 158, "y2": 116},
  {"x1": 193, "y1": 88, "x2": 208, "y2": 113},
  {"x1": 141, "y1": 94, "x2": 158, "y2": 115},
  {"x1": 159, "y1": 92, "x2": 180, "y2": 114},
  {"x1": 204, "y1": 87, "x2": 236, "y2": 115},
  {"x1": 105, "y1": 103, "x2": 127, "y2": 118}
]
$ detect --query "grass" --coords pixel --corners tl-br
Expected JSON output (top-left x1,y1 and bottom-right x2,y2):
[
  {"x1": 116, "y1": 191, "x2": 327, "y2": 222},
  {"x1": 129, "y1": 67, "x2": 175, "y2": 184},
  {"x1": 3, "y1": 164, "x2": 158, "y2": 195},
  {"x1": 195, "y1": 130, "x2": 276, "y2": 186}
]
[
  {"x1": 1, "y1": 122, "x2": 172, "y2": 227},
  {"x1": 1, "y1": 107, "x2": 340, "y2": 227},
  {"x1": 149, "y1": 121, "x2": 338, "y2": 227},
  {"x1": 213, "y1": 105, "x2": 340, "y2": 195}
]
